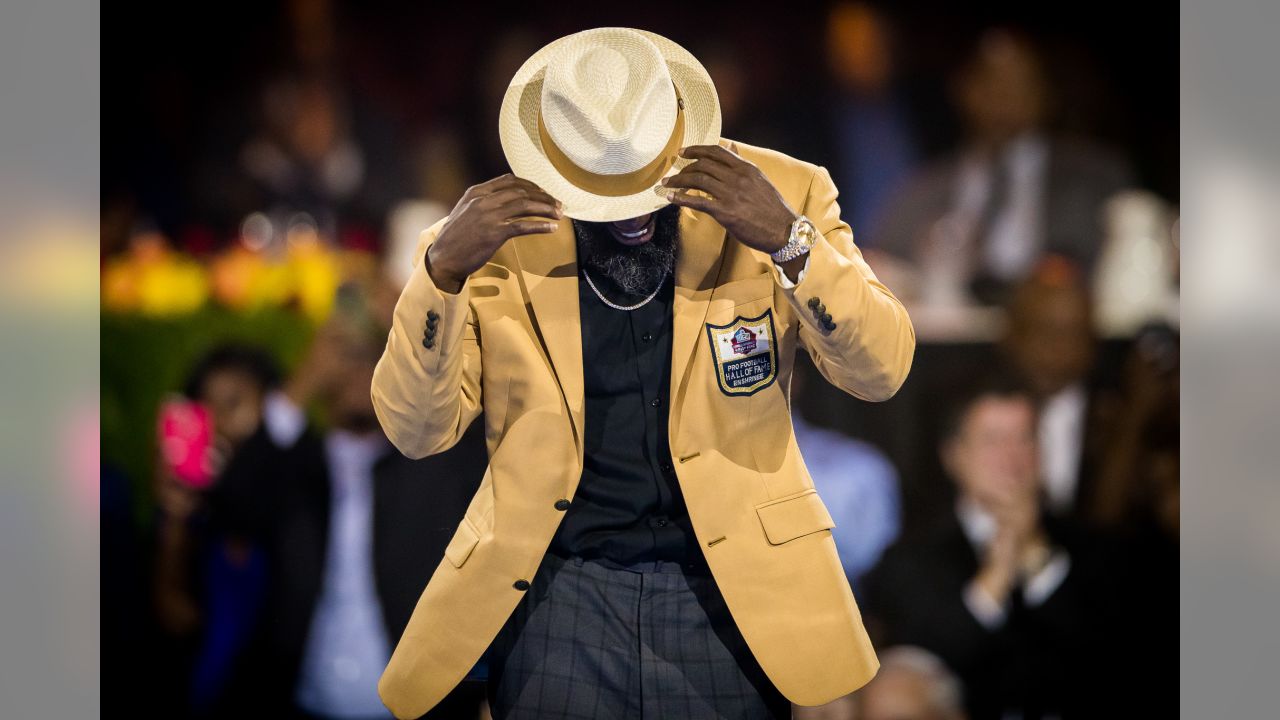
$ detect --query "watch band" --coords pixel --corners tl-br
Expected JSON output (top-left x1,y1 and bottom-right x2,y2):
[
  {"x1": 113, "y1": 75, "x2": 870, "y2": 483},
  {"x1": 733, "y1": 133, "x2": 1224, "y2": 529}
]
[{"x1": 771, "y1": 215, "x2": 816, "y2": 263}]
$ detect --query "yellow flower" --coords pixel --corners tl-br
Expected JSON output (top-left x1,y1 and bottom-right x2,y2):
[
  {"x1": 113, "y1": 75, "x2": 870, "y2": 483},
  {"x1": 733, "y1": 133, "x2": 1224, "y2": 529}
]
[
  {"x1": 136, "y1": 255, "x2": 209, "y2": 317},
  {"x1": 287, "y1": 241, "x2": 341, "y2": 324}
]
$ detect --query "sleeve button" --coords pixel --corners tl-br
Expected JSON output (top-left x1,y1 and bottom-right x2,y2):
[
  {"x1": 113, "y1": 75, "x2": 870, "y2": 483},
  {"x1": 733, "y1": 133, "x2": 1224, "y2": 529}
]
[
  {"x1": 819, "y1": 312, "x2": 833, "y2": 324},
  {"x1": 427, "y1": 309, "x2": 440, "y2": 321},
  {"x1": 807, "y1": 297, "x2": 821, "y2": 308}
]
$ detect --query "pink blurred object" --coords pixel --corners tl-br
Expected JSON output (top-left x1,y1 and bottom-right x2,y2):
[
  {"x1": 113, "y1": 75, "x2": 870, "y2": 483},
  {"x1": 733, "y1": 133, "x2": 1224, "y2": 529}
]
[{"x1": 157, "y1": 396, "x2": 215, "y2": 489}]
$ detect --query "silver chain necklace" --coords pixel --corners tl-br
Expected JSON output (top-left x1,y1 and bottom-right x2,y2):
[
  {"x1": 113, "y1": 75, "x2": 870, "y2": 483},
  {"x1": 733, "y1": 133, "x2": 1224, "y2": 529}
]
[{"x1": 582, "y1": 267, "x2": 669, "y2": 311}]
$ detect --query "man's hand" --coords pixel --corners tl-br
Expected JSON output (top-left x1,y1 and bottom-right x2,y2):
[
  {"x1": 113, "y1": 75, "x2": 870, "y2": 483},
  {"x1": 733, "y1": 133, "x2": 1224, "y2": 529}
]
[
  {"x1": 661, "y1": 144, "x2": 799, "y2": 255},
  {"x1": 427, "y1": 174, "x2": 563, "y2": 293}
]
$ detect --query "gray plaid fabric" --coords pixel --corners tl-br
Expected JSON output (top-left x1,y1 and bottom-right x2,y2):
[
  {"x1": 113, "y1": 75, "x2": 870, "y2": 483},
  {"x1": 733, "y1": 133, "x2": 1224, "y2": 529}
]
[{"x1": 484, "y1": 550, "x2": 793, "y2": 719}]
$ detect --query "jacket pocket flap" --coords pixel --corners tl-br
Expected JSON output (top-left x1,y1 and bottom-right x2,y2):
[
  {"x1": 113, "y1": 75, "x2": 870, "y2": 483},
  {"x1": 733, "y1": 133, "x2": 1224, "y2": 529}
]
[
  {"x1": 444, "y1": 517, "x2": 481, "y2": 568},
  {"x1": 754, "y1": 488, "x2": 836, "y2": 545}
]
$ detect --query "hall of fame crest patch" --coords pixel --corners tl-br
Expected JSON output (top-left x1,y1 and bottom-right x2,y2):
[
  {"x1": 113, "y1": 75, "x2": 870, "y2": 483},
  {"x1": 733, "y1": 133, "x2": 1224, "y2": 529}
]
[{"x1": 705, "y1": 309, "x2": 779, "y2": 396}]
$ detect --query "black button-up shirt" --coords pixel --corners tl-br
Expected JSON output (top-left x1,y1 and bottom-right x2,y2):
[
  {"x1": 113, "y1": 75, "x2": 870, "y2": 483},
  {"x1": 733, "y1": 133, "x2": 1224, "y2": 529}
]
[{"x1": 546, "y1": 266, "x2": 703, "y2": 568}]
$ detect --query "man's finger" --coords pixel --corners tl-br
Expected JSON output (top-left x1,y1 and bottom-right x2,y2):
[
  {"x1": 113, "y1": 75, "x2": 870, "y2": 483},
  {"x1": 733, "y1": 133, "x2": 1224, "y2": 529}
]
[
  {"x1": 666, "y1": 189, "x2": 717, "y2": 214},
  {"x1": 678, "y1": 144, "x2": 742, "y2": 167},
  {"x1": 678, "y1": 157, "x2": 733, "y2": 183},
  {"x1": 486, "y1": 185, "x2": 561, "y2": 210},
  {"x1": 497, "y1": 197, "x2": 563, "y2": 221},
  {"x1": 502, "y1": 219, "x2": 560, "y2": 238},
  {"x1": 661, "y1": 170, "x2": 727, "y2": 198},
  {"x1": 475, "y1": 173, "x2": 520, "y2": 192}
]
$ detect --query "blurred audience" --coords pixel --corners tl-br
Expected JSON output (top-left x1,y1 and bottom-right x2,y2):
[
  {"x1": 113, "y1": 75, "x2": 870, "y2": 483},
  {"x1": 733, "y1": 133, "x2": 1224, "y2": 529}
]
[
  {"x1": 105, "y1": 11, "x2": 1177, "y2": 718},
  {"x1": 1089, "y1": 323, "x2": 1179, "y2": 535},
  {"x1": 203, "y1": 285, "x2": 489, "y2": 719},
  {"x1": 996, "y1": 257, "x2": 1109, "y2": 528},
  {"x1": 825, "y1": 2, "x2": 919, "y2": 232},
  {"x1": 860, "y1": 374, "x2": 1116, "y2": 719},
  {"x1": 151, "y1": 343, "x2": 283, "y2": 712},
  {"x1": 869, "y1": 27, "x2": 1135, "y2": 308}
]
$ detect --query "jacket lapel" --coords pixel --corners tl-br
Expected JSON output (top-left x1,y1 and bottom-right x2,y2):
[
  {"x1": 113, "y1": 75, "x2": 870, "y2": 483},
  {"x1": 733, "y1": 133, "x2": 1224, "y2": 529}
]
[
  {"x1": 670, "y1": 206, "x2": 728, "y2": 431},
  {"x1": 512, "y1": 224, "x2": 585, "y2": 451}
]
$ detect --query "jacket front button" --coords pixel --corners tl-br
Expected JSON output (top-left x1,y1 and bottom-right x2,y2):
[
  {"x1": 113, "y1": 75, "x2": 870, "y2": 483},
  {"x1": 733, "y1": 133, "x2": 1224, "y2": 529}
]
[
  {"x1": 554, "y1": 499, "x2": 571, "y2": 511},
  {"x1": 513, "y1": 579, "x2": 530, "y2": 591}
]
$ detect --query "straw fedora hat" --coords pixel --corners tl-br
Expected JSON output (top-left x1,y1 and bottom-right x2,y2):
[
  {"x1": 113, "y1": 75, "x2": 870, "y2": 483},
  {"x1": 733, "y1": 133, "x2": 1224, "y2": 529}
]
[{"x1": 498, "y1": 27, "x2": 722, "y2": 222}]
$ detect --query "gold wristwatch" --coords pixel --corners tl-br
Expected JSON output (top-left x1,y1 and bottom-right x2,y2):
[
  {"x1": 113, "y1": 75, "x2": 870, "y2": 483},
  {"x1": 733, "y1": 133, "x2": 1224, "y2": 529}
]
[{"x1": 770, "y1": 214, "x2": 817, "y2": 263}]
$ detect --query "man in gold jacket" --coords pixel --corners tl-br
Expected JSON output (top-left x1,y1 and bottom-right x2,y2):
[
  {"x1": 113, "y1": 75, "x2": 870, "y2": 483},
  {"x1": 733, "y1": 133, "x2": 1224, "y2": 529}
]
[{"x1": 371, "y1": 28, "x2": 915, "y2": 720}]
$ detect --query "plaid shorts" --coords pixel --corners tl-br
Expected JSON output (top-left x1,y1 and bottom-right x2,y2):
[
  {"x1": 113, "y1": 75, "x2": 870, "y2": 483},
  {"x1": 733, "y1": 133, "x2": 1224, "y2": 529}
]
[{"x1": 484, "y1": 549, "x2": 792, "y2": 719}]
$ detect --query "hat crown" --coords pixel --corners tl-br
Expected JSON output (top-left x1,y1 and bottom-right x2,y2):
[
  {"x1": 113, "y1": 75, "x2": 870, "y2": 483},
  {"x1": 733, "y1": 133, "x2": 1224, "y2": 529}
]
[{"x1": 540, "y1": 28, "x2": 678, "y2": 176}]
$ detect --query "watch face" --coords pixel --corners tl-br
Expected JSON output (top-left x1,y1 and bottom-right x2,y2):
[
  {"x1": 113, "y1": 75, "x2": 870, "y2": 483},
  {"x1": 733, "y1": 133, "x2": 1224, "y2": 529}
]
[{"x1": 799, "y1": 220, "x2": 816, "y2": 246}]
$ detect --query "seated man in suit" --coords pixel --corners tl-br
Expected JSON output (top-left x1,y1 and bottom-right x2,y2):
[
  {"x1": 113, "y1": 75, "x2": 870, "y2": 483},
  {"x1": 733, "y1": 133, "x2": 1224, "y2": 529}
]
[{"x1": 860, "y1": 374, "x2": 1118, "y2": 720}]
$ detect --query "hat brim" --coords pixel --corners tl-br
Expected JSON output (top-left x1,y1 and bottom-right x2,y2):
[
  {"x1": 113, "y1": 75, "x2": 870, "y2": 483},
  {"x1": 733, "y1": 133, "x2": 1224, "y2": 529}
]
[{"x1": 498, "y1": 28, "x2": 722, "y2": 223}]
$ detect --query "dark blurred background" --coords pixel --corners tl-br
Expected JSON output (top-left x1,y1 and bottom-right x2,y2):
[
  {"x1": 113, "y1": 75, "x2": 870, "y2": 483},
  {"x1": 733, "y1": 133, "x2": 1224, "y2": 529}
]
[{"x1": 103, "y1": 2, "x2": 1177, "y2": 719}]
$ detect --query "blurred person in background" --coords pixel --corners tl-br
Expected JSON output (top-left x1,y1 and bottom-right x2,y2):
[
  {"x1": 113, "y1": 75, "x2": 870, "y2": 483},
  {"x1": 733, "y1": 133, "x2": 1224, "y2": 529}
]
[
  {"x1": 868, "y1": 27, "x2": 1134, "y2": 308},
  {"x1": 794, "y1": 644, "x2": 968, "y2": 720},
  {"x1": 206, "y1": 283, "x2": 489, "y2": 720},
  {"x1": 860, "y1": 374, "x2": 1116, "y2": 719},
  {"x1": 825, "y1": 2, "x2": 919, "y2": 234},
  {"x1": 194, "y1": 67, "x2": 411, "y2": 249},
  {"x1": 791, "y1": 365, "x2": 903, "y2": 594},
  {"x1": 1088, "y1": 323, "x2": 1179, "y2": 536},
  {"x1": 151, "y1": 344, "x2": 283, "y2": 714},
  {"x1": 997, "y1": 256, "x2": 1110, "y2": 529},
  {"x1": 1071, "y1": 324, "x2": 1179, "y2": 716}
]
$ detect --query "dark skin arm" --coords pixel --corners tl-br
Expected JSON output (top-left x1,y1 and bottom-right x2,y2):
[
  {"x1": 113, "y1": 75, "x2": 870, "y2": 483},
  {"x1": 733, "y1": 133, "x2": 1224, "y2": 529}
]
[{"x1": 660, "y1": 144, "x2": 807, "y2": 282}]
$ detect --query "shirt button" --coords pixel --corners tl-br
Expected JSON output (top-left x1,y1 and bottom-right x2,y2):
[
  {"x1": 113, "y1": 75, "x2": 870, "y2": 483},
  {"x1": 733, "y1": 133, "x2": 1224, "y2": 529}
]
[
  {"x1": 513, "y1": 579, "x2": 530, "y2": 591},
  {"x1": 657, "y1": 518, "x2": 668, "y2": 527},
  {"x1": 660, "y1": 462, "x2": 674, "y2": 474},
  {"x1": 641, "y1": 332, "x2": 653, "y2": 342},
  {"x1": 554, "y1": 499, "x2": 571, "y2": 511},
  {"x1": 650, "y1": 397, "x2": 661, "y2": 407}
]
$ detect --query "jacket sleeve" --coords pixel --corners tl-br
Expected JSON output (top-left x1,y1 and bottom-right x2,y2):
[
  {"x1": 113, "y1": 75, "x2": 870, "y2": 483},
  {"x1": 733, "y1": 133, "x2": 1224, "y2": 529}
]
[
  {"x1": 371, "y1": 216, "x2": 483, "y2": 459},
  {"x1": 769, "y1": 165, "x2": 916, "y2": 402}
]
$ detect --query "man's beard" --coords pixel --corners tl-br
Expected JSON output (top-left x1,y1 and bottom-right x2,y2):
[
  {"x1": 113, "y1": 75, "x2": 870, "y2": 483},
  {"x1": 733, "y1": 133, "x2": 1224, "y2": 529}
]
[{"x1": 572, "y1": 203, "x2": 680, "y2": 297}]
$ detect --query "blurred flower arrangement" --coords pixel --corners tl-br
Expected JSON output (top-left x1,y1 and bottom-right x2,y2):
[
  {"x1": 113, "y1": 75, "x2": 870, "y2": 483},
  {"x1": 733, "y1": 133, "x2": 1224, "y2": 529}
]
[{"x1": 101, "y1": 216, "x2": 378, "y2": 325}]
